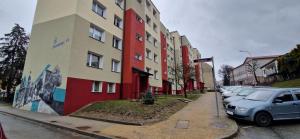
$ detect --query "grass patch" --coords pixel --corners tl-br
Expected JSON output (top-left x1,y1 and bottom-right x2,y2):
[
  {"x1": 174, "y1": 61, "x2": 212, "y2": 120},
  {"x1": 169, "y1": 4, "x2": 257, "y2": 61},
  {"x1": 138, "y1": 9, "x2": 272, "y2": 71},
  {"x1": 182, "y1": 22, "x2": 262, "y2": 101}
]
[
  {"x1": 73, "y1": 92, "x2": 201, "y2": 124},
  {"x1": 272, "y1": 78, "x2": 300, "y2": 88}
]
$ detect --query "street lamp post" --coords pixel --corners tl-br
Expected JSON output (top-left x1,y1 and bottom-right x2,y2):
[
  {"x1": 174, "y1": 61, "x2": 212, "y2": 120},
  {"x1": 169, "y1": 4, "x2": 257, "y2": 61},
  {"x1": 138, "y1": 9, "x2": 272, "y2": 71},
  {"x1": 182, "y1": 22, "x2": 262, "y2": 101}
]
[{"x1": 194, "y1": 57, "x2": 219, "y2": 118}]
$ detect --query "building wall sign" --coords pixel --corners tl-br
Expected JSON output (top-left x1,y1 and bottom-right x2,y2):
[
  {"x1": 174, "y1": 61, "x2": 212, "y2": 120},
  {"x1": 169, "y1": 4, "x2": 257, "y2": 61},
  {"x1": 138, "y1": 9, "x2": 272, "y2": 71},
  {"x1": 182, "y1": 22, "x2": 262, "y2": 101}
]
[{"x1": 52, "y1": 37, "x2": 70, "y2": 48}]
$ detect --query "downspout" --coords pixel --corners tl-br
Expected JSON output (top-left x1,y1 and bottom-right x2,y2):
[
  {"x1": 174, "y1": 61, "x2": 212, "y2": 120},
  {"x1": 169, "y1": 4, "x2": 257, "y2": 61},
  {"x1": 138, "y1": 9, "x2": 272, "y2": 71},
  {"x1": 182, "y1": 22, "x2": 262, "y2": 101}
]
[
  {"x1": 172, "y1": 36, "x2": 178, "y2": 94},
  {"x1": 120, "y1": 0, "x2": 126, "y2": 99}
]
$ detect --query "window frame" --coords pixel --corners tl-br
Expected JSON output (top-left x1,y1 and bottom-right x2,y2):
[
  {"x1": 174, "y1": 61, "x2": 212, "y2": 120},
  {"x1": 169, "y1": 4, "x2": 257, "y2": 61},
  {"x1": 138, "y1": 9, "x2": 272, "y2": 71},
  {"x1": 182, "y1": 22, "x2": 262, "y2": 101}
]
[
  {"x1": 107, "y1": 83, "x2": 116, "y2": 93},
  {"x1": 111, "y1": 59, "x2": 121, "y2": 73},
  {"x1": 92, "y1": 81, "x2": 103, "y2": 93},
  {"x1": 112, "y1": 36, "x2": 123, "y2": 50},
  {"x1": 92, "y1": 1, "x2": 107, "y2": 18},
  {"x1": 87, "y1": 52, "x2": 104, "y2": 69}
]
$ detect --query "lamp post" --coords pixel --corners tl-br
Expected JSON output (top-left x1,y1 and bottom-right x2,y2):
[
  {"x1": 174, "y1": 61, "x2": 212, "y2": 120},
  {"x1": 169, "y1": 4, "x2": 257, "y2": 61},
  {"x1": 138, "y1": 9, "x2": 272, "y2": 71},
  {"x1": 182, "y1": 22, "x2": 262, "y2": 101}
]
[{"x1": 194, "y1": 57, "x2": 219, "y2": 118}]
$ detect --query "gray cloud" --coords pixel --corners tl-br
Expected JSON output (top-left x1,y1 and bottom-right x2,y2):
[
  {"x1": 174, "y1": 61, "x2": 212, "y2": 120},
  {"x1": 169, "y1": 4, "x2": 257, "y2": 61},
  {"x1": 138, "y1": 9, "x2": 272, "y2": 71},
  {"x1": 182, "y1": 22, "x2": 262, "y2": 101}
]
[
  {"x1": 153, "y1": 0, "x2": 300, "y2": 80},
  {"x1": 0, "y1": 0, "x2": 299, "y2": 80}
]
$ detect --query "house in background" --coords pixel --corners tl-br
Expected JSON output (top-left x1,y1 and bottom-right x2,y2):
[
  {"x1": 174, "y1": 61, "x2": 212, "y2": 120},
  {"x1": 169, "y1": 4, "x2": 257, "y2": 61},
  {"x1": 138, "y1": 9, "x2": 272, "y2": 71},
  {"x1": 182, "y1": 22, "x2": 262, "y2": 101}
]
[{"x1": 231, "y1": 55, "x2": 280, "y2": 85}]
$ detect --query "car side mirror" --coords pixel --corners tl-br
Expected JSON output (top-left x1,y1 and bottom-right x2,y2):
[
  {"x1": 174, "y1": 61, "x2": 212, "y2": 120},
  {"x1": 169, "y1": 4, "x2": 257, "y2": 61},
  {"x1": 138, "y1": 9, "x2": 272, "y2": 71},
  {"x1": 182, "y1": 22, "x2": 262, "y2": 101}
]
[{"x1": 273, "y1": 99, "x2": 283, "y2": 103}]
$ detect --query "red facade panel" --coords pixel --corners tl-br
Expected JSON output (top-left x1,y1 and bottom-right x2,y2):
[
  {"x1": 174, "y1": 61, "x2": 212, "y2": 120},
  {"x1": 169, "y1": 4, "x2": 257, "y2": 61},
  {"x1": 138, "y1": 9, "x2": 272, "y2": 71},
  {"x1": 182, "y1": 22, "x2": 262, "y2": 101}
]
[
  {"x1": 160, "y1": 32, "x2": 168, "y2": 81},
  {"x1": 122, "y1": 9, "x2": 147, "y2": 99},
  {"x1": 64, "y1": 77, "x2": 120, "y2": 115}
]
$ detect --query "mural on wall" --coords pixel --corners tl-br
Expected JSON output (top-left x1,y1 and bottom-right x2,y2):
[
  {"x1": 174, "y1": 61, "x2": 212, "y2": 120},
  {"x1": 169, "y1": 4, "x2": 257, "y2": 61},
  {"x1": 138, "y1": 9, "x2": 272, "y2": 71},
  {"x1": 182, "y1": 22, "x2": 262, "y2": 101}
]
[{"x1": 13, "y1": 65, "x2": 66, "y2": 115}]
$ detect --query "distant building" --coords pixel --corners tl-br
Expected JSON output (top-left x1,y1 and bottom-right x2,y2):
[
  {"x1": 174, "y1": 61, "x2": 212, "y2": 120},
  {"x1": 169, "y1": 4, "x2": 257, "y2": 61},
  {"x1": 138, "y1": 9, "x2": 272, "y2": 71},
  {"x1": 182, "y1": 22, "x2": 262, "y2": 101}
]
[
  {"x1": 261, "y1": 59, "x2": 280, "y2": 83},
  {"x1": 231, "y1": 55, "x2": 279, "y2": 85},
  {"x1": 202, "y1": 63, "x2": 215, "y2": 91}
]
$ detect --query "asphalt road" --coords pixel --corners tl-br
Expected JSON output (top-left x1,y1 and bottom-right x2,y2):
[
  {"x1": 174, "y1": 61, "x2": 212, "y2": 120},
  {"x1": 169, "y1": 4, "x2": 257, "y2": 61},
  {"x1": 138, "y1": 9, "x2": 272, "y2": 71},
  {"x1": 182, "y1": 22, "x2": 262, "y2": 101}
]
[
  {"x1": 234, "y1": 119, "x2": 300, "y2": 139},
  {"x1": 0, "y1": 113, "x2": 95, "y2": 139}
]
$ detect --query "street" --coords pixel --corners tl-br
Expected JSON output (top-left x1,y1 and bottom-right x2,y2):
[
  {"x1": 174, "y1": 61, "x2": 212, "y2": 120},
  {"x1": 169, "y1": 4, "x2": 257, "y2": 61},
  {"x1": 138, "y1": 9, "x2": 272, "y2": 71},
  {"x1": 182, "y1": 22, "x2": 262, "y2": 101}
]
[
  {"x1": 0, "y1": 113, "x2": 94, "y2": 139},
  {"x1": 234, "y1": 119, "x2": 300, "y2": 139}
]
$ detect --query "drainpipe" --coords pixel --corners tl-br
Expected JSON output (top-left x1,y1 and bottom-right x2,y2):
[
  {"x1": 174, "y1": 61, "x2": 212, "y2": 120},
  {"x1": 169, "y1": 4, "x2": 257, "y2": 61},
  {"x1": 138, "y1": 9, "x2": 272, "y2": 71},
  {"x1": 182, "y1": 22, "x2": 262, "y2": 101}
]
[
  {"x1": 120, "y1": 0, "x2": 127, "y2": 99},
  {"x1": 172, "y1": 36, "x2": 178, "y2": 94}
]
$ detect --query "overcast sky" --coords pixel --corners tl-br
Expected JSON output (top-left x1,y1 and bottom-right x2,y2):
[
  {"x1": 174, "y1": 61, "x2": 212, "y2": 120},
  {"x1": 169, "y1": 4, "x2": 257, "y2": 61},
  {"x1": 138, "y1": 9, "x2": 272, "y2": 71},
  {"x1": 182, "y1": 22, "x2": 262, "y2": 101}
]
[{"x1": 1, "y1": 0, "x2": 300, "y2": 80}]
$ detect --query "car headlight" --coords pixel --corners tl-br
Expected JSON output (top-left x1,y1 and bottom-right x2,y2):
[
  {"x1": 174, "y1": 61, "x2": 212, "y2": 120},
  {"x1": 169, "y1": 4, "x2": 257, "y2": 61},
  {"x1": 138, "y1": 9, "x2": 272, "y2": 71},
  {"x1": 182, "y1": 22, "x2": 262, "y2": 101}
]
[{"x1": 236, "y1": 107, "x2": 249, "y2": 112}]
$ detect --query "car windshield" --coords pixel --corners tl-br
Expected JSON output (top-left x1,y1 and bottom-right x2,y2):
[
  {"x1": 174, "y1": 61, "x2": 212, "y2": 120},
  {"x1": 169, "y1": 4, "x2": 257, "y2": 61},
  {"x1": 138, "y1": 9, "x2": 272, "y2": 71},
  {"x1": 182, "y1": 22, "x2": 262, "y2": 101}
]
[
  {"x1": 232, "y1": 87, "x2": 245, "y2": 94},
  {"x1": 237, "y1": 89, "x2": 256, "y2": 96},
  {"x1": 245, "y1": 90, "x2": 275, "y2": 101}
]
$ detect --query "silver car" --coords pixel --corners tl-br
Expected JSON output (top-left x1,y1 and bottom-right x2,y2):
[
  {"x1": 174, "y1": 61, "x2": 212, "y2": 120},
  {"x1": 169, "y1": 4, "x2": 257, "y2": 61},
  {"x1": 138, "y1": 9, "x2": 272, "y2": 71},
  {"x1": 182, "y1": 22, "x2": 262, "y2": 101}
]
[
  {"x1": 226, "y1": 88, "x2": 300, "y2": 127},
  {"x1": 223, "y1": 88, "x2": 258, "y2": 107}
]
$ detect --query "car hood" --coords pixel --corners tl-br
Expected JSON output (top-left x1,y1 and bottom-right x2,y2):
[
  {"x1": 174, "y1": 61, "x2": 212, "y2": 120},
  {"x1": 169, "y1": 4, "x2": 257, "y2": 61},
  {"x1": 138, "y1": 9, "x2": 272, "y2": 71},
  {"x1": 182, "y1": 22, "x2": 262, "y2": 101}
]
[
  {"x1": 224, "y1": 96, "x2": 244, "y2": 103},
  {"x1": 230, "y1": 99, "x2": 267, "y2": 109}
]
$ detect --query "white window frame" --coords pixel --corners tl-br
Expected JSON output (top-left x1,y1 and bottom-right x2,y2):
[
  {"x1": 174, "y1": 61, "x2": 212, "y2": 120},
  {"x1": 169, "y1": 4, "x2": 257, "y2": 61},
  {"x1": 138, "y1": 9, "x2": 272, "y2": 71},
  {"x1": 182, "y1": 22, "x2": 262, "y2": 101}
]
[
  {"x1": 87, "y1": 52, "x2": 104, "y2": 69},
  {"x1": 146, "y1": 49, "x2": 152, "y2": 59},
  {"x1": 135, "y1": 53, "x2": 143, "y2": 61},
  {"x1": 89, "y1": 25, "x2": 106, "y2": 42},
  {"x1": 114, "y1": 15, "x2": 123, "y2": 29},
  {"x1": 92, "y1": 1, "x2": 107, "y2": 18},
  {"x1": 113, "y1": 36, "x2": 122, "y2": 50},
  {"x1": 115, "y1": 0, "x2": 124, "y2": 9},
  {"x1": 92, "y1": 81, "x2": 103, "y2": 93},
  {"x1": 112, "y1": 60, "x2": 121, "y2": 73},
  {"x1": 107, "y1": 83, "x2": 116, "y2": 93},
  {"x1": 154, "y1": 70, "x2": 158, "y2": 80},
  {"x1": 154, "y1": 53, "x2": 158, "y2": 63}
]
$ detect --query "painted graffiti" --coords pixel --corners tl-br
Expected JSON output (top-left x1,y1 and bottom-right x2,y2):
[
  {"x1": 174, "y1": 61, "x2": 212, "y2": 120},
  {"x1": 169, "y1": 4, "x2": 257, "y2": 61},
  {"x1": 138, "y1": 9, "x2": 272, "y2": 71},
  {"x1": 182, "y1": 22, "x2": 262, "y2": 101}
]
[
  {"x1": 52, "y1": 37, "x2": 70, "y2": 48},
  {"x1": 13, "y1": 65, "x2": 65, "y2": 115}
]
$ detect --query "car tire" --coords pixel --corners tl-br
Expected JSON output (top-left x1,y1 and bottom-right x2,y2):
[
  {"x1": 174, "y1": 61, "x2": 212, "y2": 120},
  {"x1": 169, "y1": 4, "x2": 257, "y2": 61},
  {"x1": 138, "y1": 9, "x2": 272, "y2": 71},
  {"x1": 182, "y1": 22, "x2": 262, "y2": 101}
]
[{"x1": 255, "y1": 112, "x2": 272, "y2": 127}]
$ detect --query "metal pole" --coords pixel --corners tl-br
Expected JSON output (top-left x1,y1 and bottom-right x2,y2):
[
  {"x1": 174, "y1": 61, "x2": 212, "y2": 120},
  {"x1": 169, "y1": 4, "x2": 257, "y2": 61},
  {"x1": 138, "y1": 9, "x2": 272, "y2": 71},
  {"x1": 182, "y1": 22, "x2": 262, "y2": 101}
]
[{"x1": 212, "y1": 57, "x2": 219, "y2": 118}]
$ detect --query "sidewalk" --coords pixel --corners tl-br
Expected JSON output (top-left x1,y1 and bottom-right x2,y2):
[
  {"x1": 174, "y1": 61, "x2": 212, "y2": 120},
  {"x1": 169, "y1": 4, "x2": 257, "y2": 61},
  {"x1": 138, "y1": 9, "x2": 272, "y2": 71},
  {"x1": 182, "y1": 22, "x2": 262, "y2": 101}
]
[{"x1": 0, "y1": 92, "x2": 238, "y2": 139}]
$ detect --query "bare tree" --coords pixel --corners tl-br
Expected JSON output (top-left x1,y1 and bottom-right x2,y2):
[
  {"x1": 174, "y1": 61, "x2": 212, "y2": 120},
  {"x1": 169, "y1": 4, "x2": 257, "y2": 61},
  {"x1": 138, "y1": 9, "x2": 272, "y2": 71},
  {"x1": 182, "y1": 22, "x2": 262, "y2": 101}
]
[
  {"x1": 218, "y1": 65, "x2": 233, "y2": 86},
  {"x1": 245, "y1": 60, "x2": 260, "y2": 85},
  {"x1": 174, "y1": 63, "x2": 195, "y2": 98}
]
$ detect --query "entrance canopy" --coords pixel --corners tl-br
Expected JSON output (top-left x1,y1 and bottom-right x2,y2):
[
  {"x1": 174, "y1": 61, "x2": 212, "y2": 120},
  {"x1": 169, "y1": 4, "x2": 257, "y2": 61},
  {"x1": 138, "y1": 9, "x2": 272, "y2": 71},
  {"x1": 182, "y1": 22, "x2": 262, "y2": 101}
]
[{"x1": 132, "y1": 68, "x2": 153, "y2": 77}]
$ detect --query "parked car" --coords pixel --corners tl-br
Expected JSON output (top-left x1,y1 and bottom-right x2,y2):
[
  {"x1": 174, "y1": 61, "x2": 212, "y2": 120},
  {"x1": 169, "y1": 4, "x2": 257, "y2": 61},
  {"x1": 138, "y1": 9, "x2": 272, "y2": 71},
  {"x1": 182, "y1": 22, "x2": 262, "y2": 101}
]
[
  {"x1": 226, "y1": 88, "x2": 300, "y2": 127},
  {"x1": 223, "y1": 88, "x2": 258, "y2": 107},
  {"x1": 0, "y1": 123, "x2": 7, "y2": 139},
  {"x1": 222, "y1": 86, "x2": 251, "y2": 99}
]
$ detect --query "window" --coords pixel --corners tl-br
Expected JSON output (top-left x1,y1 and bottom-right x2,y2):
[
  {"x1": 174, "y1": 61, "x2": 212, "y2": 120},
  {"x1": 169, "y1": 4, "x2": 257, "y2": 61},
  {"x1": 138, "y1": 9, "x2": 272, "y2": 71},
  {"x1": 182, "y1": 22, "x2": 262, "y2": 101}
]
[
  {"x1": 114, "y1": 15, "x2": 123, "y2": 29},
  {"x1": 146, "y1": 0, "x2": 151, "y2": 9},
  {"x1": 136, "y1": 14, "x2": 143, "y2": 23},
  {"x1": 115, "y1": 0, "x2": 124, "y2": 9},
  {"x1": 87, "y1": 52, "x2": 103, "y2": 69},
  {"x1": 89, "y1": 25, "x2": 105, "y2": 42},
  {"x1": 107, "y1": 83, "x2": 116, "y2": 93},
  {"x1": 136, "y1": 34, "x2": 143, "y2": 42},
  {"x1": 154, "y1": 54, "x2": 158, "y2": 63},
  {"x1": 153, "y1": 23, "x2": 157, "y2": 32},
  {"x1": 92, "y1": 81, "x2": 102, "y2": 92},
  {"x1": 153, "y1": 9, "x2": 157, "y2": 18},
  {"x1": 146, "y1": 67, "x2": 151, "y2": 73},
  {"x1": 137, "y1": 0, "x2": 142, "y2": 4},
  {"x1": 146, "y1": 49, "x2": 152, "y2": 59},
  {"x1": 146, "y1": 15, "x2": 151, "y2": 25},
  {"x1": 154, "y1": 70, "x2": 158, "y2": 79},
  {"x1": 135, "y1": 53, "x2": 143, "y2": 61},
  {"x1": 295, "y1": 93, "x2": 300, "y2": 100},
  {"x1": 153, "y1": 38, "x2": 158, "y2": 47},
  {"x1": 146, "y1": 32, "x2": 151, "y2": 43},
  {"x1": 112, "y1": 60, "x2": 121, "y2": 73},
  {"x1": 275, "y1": 93, "x2": 294, "y2": 102},
  {"x1": 92, "y1": 1, "x2": 106, "y2": 17},
  {"x1": 113, "y1": 36, "x2": 122, "y2": 50}
]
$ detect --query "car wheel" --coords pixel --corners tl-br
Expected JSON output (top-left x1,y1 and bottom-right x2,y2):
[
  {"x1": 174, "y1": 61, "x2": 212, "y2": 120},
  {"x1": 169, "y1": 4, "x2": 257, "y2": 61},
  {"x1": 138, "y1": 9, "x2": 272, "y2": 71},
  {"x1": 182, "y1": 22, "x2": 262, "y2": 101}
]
[{"x1": 255, "y1": 112, "x2": 272, "y2": 127}]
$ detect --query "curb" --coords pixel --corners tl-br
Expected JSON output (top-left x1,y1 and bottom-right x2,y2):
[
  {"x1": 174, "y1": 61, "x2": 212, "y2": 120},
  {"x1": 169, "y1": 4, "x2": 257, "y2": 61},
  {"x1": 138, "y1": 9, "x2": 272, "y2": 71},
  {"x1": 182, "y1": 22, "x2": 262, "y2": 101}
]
[
  {"x1": 0, "y1": 111, "x2": 116, "y2": 139},
  {"x1": 219, "y1": 121, "x2": 239, "y2": 139},
  {"x1": 70, "y1": 115, "x2": 143, "y2": 126}
]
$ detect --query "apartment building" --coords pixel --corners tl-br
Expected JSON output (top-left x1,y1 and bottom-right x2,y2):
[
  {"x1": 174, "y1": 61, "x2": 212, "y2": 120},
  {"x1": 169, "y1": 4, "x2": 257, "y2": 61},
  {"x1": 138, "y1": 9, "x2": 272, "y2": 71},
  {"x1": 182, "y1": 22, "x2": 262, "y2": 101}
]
[{"x1": 13, "y1": 0, "x2": 203, "y2": 115}]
